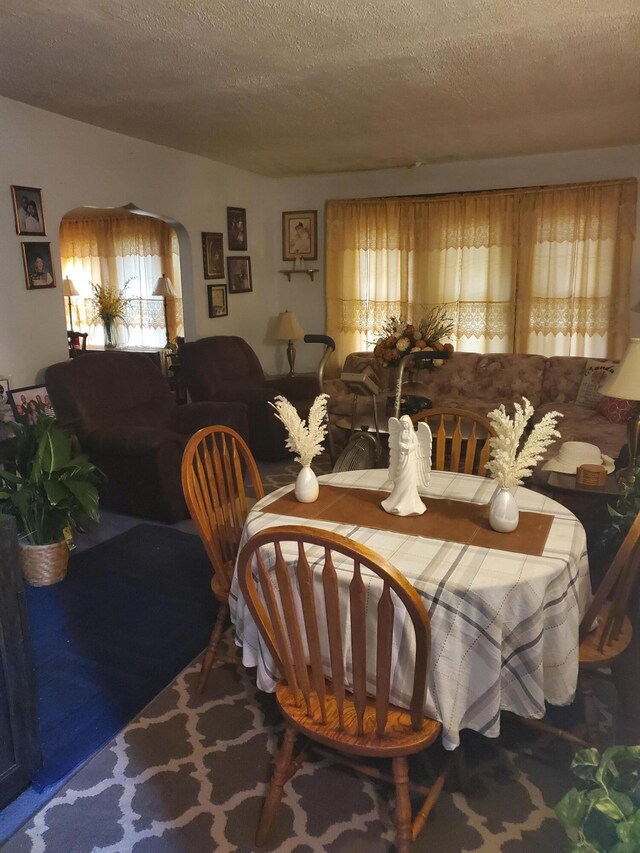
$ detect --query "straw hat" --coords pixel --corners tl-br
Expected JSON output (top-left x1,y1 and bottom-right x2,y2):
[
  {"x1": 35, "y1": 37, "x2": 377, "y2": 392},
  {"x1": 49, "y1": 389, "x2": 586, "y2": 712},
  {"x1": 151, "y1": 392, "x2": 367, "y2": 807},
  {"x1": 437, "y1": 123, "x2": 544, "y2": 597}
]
[{"x1": 542, "y1": 441, "x2": 615, "y2": 475}]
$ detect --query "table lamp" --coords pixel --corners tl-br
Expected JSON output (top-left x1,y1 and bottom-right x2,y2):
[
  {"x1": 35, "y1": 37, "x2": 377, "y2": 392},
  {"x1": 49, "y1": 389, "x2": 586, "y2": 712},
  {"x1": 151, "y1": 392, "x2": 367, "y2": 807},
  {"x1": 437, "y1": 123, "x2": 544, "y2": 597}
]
[
  {"x1": 153, "y1": 274, "x2": 175, "y2": 348},
  {"x1": 275, "y1": 310, "x2": 305, "y2": 376},
  {"x1": 62, "y1": 277, "x2": 79, "y2": 331},
  {"x1": 600, "y1": 338, "x2": 640, "y2": 487}
]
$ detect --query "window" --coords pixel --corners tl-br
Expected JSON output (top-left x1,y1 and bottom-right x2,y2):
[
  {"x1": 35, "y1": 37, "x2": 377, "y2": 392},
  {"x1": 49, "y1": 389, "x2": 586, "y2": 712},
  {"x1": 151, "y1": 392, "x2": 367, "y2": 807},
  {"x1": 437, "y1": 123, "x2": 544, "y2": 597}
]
[
  {"x1": 326, "y1": 179, "x2": 636, "y2": 367},
  {"x1": 59, "y1": 211, "x2": 184, "y2": 349}
]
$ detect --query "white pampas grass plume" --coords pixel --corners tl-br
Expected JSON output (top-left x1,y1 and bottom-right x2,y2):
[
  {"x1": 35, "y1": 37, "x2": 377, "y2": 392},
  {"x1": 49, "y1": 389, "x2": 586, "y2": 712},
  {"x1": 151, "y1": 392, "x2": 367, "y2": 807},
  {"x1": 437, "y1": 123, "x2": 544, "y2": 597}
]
[
  {"x1": 485, "y1": 397, "x2": 562, "y2": 488},
  {"x1": 270, "y1": 393, "x2": 329, "y2": 467}
]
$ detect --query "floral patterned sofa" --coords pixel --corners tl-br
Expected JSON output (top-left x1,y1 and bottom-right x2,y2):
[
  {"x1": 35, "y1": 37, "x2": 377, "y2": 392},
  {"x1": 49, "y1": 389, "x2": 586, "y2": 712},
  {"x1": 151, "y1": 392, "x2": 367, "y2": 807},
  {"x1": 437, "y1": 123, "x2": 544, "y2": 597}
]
[{"x1": 326, "y1": 351, "x2": 628, "y2": 463}]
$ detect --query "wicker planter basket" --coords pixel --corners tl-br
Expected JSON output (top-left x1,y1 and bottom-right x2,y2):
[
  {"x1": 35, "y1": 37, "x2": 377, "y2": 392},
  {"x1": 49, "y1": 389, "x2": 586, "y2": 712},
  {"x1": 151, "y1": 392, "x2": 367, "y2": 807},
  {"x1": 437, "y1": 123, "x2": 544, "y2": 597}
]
[{"x1": 18, "y1": 540, "x2": 69, "y2": 586}]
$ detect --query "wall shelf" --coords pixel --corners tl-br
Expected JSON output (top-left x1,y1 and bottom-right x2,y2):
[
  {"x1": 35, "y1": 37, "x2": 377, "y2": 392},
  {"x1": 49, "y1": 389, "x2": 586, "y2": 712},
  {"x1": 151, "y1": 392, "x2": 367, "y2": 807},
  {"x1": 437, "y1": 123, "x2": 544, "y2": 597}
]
[{"x1": 279, "y1": 269, "x2": 320, "y2": 282}]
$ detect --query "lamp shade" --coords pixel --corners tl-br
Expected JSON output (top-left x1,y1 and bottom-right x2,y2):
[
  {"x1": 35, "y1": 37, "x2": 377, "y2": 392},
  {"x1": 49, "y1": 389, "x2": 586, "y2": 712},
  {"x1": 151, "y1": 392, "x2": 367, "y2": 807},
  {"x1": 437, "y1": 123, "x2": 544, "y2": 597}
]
[
  {"x1": 600, "y1": 338, "x2": 640, "y2": 401},
  {"x1": 62, "y1": 277, "x2": 79, "y2": 297},
  {"x1": 275, "y1": 310, "x2": 304, "y2": 341},
  {"x1": 153, "y1": 275, "x2": 175, "y2": 297}
]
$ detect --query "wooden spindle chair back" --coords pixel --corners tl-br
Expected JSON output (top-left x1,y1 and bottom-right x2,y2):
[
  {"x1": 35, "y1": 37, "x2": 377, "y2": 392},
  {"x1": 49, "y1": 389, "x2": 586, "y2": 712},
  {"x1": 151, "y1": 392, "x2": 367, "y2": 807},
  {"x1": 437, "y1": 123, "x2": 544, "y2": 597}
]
[
  {"x1": 181, "y1": 425, "x2": 263, "y2": 691},
  {"x1": 412, "y1": 407, "x2": 495, "y2": 476},
  {"x1": 238, "y1": 525, "x2": 431, "y2": 743},
  {"x1": 514, "y1": 512, "x2": 640, "y2": 749},
  {"x1": 237, "y1": 526, "x2": 455, "y2": 851},
  {"x1": 579, "y1": 511, "x2": 640, "y2": 654}
]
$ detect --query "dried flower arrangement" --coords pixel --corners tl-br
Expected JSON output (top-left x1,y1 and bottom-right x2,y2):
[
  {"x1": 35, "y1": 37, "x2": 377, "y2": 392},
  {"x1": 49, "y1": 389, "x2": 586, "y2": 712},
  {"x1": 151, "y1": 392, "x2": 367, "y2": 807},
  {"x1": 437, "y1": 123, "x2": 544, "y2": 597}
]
[
  {"x1": 485, "y1": 397, "x2": 563, "y2": 488},
  {"x1": 270, "y1": 394, "x2": 329, "y2": 467},
  {"x1": 89, "y1": 281, "x2": 130, "y2": 326},
  {"x1": 373, "y1": 306, "x2": 454, "y2": 367}
]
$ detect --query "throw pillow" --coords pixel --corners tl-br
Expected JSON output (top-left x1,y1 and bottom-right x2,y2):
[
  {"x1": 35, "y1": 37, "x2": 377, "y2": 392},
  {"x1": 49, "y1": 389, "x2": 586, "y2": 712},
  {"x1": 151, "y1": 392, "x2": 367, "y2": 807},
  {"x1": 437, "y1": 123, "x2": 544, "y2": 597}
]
[
  {"x1": 597, "y1": 395, "x2": 635, "y2": 424},
  {"x1": 575, "y1": 359, "x2": 617, "y2": 408}
]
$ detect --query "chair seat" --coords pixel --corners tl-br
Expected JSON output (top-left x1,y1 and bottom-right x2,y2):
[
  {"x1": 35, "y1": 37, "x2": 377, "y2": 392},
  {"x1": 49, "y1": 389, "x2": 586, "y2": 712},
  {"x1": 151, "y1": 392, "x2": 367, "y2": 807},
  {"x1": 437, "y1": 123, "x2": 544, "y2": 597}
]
[
  {"x1": 276, "y1": 681, "x2": 441, "y2": 758},
  {"x1": 580, "y1": 603, "x2": 633, "y2": 669}
]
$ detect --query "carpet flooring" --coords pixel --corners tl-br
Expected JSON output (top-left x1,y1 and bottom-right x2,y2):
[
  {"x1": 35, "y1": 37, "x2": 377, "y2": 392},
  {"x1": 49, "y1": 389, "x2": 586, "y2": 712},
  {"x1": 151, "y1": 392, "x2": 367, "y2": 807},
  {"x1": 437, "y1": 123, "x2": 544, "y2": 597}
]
[
  {"x1": 3, "y1": 644, "x2": 612, "y2": 853},
  {"x1": 24, "y1": 524, "x2": 215, "y2": 790}
]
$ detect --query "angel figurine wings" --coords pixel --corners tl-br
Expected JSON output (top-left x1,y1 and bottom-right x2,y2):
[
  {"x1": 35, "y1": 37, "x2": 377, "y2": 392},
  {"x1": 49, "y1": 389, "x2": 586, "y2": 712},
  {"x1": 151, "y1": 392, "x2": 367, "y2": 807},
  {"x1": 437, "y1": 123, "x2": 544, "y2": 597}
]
[{"x1": 381, "y1": 415, "x2": 432, "y2": 516}]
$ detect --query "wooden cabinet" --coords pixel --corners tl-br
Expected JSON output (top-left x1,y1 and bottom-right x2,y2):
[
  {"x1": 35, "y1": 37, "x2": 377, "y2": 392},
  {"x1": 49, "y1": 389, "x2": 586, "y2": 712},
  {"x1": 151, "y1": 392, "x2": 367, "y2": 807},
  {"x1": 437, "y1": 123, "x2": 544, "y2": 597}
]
[{"x1": 0, "y1": 516, "x2": 40, "y2": 808}]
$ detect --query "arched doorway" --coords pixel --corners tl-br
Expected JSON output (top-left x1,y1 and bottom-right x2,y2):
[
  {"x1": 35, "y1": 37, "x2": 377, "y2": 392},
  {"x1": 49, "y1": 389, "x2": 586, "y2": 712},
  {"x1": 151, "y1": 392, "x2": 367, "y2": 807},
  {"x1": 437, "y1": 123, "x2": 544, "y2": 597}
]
[{"x1": 58, "y1": 205, "x2": 190, "y2": 350}]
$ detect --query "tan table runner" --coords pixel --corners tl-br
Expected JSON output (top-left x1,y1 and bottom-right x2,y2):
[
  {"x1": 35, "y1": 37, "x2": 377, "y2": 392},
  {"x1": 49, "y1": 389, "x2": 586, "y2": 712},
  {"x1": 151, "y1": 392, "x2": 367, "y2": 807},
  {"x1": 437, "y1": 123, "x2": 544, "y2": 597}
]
[{"x1": 263, "y1": 485, "x2": 553, "y2": 556}]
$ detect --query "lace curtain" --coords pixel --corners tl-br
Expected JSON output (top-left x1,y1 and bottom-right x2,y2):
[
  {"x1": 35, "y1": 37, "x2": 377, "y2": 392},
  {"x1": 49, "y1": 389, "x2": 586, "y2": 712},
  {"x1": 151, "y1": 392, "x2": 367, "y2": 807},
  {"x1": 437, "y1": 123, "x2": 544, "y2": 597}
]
[
  {"x1": 59, "y1": 213, "x2": 184, "y2": 348},
  {"x1": 326, "y1": 179, "x2": 636, "y2": 369}
]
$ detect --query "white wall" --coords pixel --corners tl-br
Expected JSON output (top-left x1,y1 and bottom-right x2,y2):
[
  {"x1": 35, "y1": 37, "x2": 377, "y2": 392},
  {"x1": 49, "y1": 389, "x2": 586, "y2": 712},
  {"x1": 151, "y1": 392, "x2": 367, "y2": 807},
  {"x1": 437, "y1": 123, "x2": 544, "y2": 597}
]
[
  {"x1": 2, "y1": 93, "x2": 638, "y2": 387},
  {"x1": 274, "y1": 145, "x2": 640, "y2": 372},
  {"x1": 0, "y1": 96, "x2": 282, "y2": 387}
]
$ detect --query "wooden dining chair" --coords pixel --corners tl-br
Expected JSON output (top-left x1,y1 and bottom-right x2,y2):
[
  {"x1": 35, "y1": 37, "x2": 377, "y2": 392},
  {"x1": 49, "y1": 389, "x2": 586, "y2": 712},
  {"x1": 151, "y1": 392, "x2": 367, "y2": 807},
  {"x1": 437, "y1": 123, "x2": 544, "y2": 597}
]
[
  {"x1": 517, "y1": 511, "x2": 640, "y2": 748},
  {"x1": 411, "y1": 407, "x2": 495, "y2": 476},
  {"x1": 237, "y1": 525, "x2": 462, "y2": 852},
  {"x1": 181, "y1": 425, "x2": 264, "y2": 692}
]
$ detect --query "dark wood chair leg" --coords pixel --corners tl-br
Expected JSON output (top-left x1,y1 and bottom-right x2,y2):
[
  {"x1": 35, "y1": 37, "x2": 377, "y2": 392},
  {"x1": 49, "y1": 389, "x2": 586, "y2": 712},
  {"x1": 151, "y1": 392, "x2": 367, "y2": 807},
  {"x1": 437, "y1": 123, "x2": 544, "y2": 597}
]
[
  {"x1": 392, "y1": 755, "x2": 413, "y2": 853},
  {"x1": 197, "y1": 602, "x2": 228, "y2": 693},
  {"x1": 256, "y1": 725, "x2": 299, "y2": 846}
]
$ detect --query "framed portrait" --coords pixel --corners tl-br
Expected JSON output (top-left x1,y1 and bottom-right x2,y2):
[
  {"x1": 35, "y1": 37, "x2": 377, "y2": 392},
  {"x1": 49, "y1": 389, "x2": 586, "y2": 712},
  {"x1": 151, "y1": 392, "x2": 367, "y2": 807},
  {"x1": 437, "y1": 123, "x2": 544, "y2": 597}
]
[
  {"x1": 0, "y1": 377, "x2": 14, "y2": 425},
  {"x1": 21, "y1": 242, "x2": 56, "y2": 290},
  {"x1": 227, "y1": 207, "x2": 247, "y2": 251},
  {"x1": 11, "y1": 185, "x2": 46, "y2": 236},
  {"x1": 282, "y1": 210, "x2": 317, "y2": 261},
  {"x1": 227, "y1": 256, "x2": 252, "y2": 294},
  {"x1": 207, "y1": 284, "x2": 228, "y2": 318},
  {"x1": 202, "y1": 232, "x2": 225, "y2": 279},
  {"x1": 8, "y1": 384, "x2": 55, "y2": 425}
]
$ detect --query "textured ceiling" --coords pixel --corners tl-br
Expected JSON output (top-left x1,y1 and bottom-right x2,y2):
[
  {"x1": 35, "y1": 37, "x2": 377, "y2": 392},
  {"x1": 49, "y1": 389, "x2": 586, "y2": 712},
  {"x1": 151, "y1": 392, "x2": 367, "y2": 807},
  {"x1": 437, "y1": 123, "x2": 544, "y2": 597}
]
[{"x1": 1, "y1": 0, "x2": 639, "y2": 177}]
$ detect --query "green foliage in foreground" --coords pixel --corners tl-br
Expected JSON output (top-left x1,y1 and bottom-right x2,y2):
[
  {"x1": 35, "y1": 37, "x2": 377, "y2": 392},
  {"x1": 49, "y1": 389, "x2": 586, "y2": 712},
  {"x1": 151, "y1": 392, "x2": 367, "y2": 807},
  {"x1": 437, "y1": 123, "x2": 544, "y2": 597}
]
[
  {"x1": 0, "y1": 416, "x2": 100, "y2": 545},
  {"x1": 556, "y1": 746, "x2": 640, "y2": 852}
]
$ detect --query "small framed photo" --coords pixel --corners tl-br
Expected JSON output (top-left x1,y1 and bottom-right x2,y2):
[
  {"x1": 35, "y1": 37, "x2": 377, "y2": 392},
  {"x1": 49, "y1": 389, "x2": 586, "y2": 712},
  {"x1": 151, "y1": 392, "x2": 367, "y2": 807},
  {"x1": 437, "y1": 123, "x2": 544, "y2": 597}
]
[
  {"x1": 207, "y1": 284, "x2": 228, "y2": 318},
  {"x1": 22, "y1": 242, "x2": 56, "y2": 290},
  {"x1": 8, "y1": 385, "x2": 55, "y2": 425},
  {"x1": 227, "y1": 207, "x2": 247, "y2": 251},
  {"x1": 227, "y1": 256, "x2": 252, "y2": 294},
  {"x1": 202, "y1": 232, "x2": 225, "y2": 279},
  {"x1": 0, "y1": 377, "x2": 14, "y2": 425},
  {"x1": 11, "y1": 186, "x2": 46, "y2": 236},
  {"x1": 282, "y1": 210, "x2": 317, "y2": 261}
]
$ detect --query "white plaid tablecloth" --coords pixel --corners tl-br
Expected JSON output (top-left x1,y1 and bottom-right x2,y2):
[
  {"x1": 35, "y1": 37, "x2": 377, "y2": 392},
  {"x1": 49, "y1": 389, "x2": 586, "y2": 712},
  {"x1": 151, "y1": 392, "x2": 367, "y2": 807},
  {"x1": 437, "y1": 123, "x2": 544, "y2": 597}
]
[{"x1": 229, "y1": 469, "x2": 591, "y2": 750}]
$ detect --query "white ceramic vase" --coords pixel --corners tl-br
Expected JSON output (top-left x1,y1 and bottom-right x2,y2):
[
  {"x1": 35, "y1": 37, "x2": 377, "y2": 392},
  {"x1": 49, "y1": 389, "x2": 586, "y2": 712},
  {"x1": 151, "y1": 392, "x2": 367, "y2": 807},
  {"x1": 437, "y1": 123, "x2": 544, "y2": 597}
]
[
  {"x1": 295, "y1": 465, "x2": 319, "y2": 503},
  {"x1": 488, "y1": 485, "x2": 519, "y2": 533}
]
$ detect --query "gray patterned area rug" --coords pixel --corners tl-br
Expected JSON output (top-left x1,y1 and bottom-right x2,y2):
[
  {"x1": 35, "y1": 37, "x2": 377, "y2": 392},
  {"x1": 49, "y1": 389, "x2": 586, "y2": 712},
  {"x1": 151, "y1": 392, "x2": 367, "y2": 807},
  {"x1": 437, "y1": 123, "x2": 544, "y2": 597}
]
[{"x1": 5, "y1": 643, "x2": 613, "y2": 853}]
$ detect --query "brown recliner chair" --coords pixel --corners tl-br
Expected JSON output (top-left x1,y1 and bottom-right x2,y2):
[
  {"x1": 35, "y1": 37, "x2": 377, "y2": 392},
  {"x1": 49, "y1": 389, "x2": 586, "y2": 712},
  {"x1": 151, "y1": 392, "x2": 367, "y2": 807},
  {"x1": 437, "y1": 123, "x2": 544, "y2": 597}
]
[
  {"x1": 45, "y1": 352, "x2": 249, "y2": 522},
  {"x1": 179, "y1": 336, "x2": 319, "y2": 461}
]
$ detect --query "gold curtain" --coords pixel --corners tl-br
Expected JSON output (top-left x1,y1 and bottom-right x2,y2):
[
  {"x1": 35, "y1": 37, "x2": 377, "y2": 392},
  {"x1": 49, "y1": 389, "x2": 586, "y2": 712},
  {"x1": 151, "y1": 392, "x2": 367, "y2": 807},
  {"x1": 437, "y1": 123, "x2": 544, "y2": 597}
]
[
  {"x1": 326, "y1": 179, "x2": 635, "y2": 369},
  {"x1": 515, "y1": 181, "x2": 636, "y2": 359},
  {"x1": 59, "y1": 213, "x2": 183, "y2": 346}
]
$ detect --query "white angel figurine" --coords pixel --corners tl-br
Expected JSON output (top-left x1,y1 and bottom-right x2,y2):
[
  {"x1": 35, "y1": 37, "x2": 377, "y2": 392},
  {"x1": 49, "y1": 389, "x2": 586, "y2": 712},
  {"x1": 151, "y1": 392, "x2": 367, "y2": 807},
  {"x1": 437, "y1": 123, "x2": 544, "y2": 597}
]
[{"x1": 381, "y1": 415, "x2": 432, "y2": 516}]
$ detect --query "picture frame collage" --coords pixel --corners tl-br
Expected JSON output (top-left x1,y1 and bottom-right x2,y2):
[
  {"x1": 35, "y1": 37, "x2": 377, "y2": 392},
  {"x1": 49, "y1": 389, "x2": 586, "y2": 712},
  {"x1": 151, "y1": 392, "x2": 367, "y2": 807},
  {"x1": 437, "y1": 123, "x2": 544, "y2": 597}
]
[
  {"x1": 203, "y1": 207, "x2": 251, "y2": 318},
  {"x1": 10, "y1": 185, "x2": 56, "y2": 291}
]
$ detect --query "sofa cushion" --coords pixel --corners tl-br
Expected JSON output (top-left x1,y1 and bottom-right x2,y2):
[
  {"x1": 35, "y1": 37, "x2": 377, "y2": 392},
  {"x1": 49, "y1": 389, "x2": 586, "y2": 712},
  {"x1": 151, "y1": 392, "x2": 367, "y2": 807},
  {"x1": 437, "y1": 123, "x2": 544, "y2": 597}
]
[
  {"x1": 473, "y1": 354, "x2": 546, "y2": 408},
  {"x1": 596, "y1": 395, "x2": 635, "y2": 424},
  {"x1": 575, "y1": 359, "x2": 617, "y2": 408},
  {"x1": 540, "y1": 356, "x2": 589, "y2": 404}
]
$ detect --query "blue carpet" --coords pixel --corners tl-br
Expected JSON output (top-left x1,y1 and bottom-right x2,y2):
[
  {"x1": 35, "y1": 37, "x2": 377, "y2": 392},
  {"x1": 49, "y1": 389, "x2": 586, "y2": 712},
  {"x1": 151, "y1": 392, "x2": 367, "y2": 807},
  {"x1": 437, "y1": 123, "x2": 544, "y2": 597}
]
[{"x1": 25, "y1": 524, "x2": 215, "y2": 791}]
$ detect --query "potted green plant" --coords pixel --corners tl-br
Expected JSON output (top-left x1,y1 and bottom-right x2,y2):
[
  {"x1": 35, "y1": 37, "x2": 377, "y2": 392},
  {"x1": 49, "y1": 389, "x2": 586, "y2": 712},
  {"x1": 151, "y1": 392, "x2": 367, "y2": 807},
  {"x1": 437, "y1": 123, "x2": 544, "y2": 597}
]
[
  {"x1": 555, "y1": 746, "x2": 640, "y2": 852},
  {"x1": 0, "y1": 415, "x2": 100, "y2": 585}
]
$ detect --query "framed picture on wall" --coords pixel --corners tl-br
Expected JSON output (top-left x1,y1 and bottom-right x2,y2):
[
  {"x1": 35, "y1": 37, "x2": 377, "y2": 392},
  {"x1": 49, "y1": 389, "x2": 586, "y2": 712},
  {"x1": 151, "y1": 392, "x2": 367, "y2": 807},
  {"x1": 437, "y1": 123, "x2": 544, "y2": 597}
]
[
  {"x1": 227, "y1": 257, "x2": 252, "y2": 294},
  {"x1": 0, "y1": 377, "x2": 14, "y2": 425},
  {"x1": 202, "y1": 232, "x2": 225, "y2": 279},
  {"x1": 282, "y1": 210, "x2": 317, "y2": 261},
  {"x1": 11, "y1": 185, "x2": 46, "y2": 236},
  {"x1": 8, "y1": 384, "x2": 55, "y2": 425},
  {"x1": 207, "y1": 284, "x2": 228, "y2": 318},
  {"x1": 21, "y1": 242, "x2": 56, "y2": 290},
  {"x1": 227, "y1": 207, "x2": 247, "y2": 251}
]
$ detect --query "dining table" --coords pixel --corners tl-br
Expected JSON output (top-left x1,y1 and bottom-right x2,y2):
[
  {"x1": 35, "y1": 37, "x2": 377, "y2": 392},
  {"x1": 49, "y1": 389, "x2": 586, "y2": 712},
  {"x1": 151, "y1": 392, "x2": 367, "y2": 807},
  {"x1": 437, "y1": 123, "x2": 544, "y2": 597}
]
[{"x1": 229, "y1": 468, "x2": 592, "y2": 751}]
